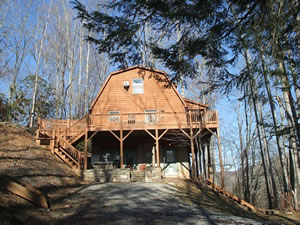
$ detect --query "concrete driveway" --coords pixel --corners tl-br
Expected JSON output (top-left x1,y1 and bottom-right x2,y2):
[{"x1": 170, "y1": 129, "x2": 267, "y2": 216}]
[{"x1": 52, "y1": 183, "x2": 262, "y2": 225}]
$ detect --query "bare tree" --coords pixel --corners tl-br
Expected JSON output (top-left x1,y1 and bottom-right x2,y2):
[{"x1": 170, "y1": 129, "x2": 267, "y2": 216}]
[{"x1": 29, "y1": 0, "x2": 53, "y2": 127}]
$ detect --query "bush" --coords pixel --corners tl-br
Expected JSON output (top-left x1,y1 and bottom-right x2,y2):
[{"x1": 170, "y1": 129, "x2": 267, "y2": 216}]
[{"x1": 0, "y1": 94, "x2": 9, "y2": 122}]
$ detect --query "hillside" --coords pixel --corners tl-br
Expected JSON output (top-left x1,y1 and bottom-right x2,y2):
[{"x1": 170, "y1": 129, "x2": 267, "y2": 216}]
[
  {"x1": 0, "y1": 123, "x2": 299, "y2": 225},
  {"x1": 0, "y1": 123, "x2": 84, "y2": 225}
]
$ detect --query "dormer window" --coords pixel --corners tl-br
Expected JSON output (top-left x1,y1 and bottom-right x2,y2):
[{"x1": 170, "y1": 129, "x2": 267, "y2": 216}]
[{"x1": 132, "y1": 78, "x2": 144, "y2": 94}]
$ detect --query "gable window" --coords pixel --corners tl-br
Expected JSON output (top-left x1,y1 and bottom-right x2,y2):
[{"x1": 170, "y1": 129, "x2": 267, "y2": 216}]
[
  {"x1": 108, "y1": 111, "x2": 120, "y2": 122},
  {"x1": 132, "y1": 78, "x2": 144, "y2": 94}
]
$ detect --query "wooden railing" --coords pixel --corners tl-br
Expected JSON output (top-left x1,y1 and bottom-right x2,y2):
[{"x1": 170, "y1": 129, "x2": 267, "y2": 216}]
[
  {"x1": 38, "y1": 118, "x2": 79, "y2": 131},
  {"x1": 39, "y1": 111, "x2": 218, "y2": 132},
  {"x1": 56, "y1": 134, "x2": 83, "y2": 169},
  {"x1": 63, "y1": 116, "x2": 87, "y2": 142},
  {"x1": 89, "y1": 110, "x2": 218, "y2": 130}
]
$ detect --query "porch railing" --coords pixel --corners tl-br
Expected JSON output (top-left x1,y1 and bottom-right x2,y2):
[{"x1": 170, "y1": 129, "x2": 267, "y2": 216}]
[
  {"x1": 38, "y1": 110, "x2": 218, "y2": 131},
  {"x1": 88, "y1": 110, "x2": 218, "y2": 130}
]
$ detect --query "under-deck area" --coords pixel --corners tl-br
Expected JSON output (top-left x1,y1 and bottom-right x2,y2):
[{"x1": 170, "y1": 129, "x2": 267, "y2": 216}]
[{"x1": 90, "y1": 129, "x2": 192, "y2": 178}]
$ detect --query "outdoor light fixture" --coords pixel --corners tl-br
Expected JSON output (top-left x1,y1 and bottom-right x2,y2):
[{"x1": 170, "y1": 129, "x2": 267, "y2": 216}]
[{"x1": 123, "y1": 81, "x2": 130, "y2": 90}]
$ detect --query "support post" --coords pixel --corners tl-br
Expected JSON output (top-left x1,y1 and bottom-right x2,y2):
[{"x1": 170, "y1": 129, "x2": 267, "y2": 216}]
[
  {"x1": 64, "y1": 129, "x2": 67, "y2": 148},
  {"x1": 189, "y1": 110, "x2": 196, "y2": 179},
  {"x1": 51, "y1": 129, "x2": 55, "y2": 154},
  {"x1": 78, "y1": 151, "x2": 81, "y2": 170},
  {"x1": 202, "y1": 143, "x2": 207, "y2": 179},
  {"x1": 120, "y1": 130, "x2": 123, "y2": 168},
  {"x1": 217, "y1": 127, "x2": 224, "y2": 188},
  {"x1": 152, "y1": 146, "x2": 156, "y2": 167},
  {"x1": 155, "y1": 128, "x2": 160, "y2": 167},
  {"x1": 195, "y1": 149, "x2": 199, "y2": 178},
  {"x1": 35, "y1": 117, "x2": 40, "y2": 145},
  {"x1": 84, "y1": 128, "x2": 88, "y2": 170},
  {"x1": 120, "y1": 113, "x2": 123, "y2": 168},
  {"x1": 207, "y1": 141, "x2": 213, "y2": 182}
]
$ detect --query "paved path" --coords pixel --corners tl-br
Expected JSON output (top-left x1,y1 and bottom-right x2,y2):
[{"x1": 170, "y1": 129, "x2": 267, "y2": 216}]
[{"x1": 52, "y1": 183, "x2": 264, "y2": 225}]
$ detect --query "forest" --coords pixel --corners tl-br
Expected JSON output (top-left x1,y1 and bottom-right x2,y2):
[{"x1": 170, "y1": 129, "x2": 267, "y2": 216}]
[{"x1": 0, "y1": 0, "x2": 299, "y2": 211}]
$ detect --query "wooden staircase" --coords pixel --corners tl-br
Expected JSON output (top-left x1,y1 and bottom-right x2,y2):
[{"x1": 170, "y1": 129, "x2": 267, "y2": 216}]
[{"x1": 36, "y1": 116, "x2": 87, "y2": 171}]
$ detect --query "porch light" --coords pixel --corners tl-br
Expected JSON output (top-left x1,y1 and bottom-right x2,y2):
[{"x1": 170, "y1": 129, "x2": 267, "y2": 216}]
[{"x1": 123, "y1": 81, "x2": 130, "y2": 90}]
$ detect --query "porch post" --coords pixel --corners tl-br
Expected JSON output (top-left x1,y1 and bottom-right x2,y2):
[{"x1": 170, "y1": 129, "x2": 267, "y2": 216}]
[
  {"x1": 190, "y1": 130, "x2": 196, "y2": 179},
  {"x1": 195, "y1": 149, "x2": 199, "y2": 178},
  {"x1": 51, "y1": 129, "x2": 55, "y2": 154},
  {"x1": 120, "y1": 113, "x2": 124, "y2": 168},
  {"x1": 84, "y1": 128, "x2": 88, "y2": 170},
  {"x1": 189, "y1": 110, "x2": 196, "y2": 179},
  {"x1": 155, "y1": 128, "x2": 160, "y2": 167},
  {"x1": 207, "y1": 140, "x2": 213, "y2": 182},
  {"x1": 35, "y1": 117, "x2": 40, "y2": 145},
  {"x1": 152, "y1": 146, "x2": 156, "y2": 167},
  {"x1": 202, "y1": 143, "x2": 207, "y2": 179},
  {"x1": 217, "y1": 127, "x2": 225, "y2": 188},
  {"x1": 120, "y1": 129, "x2": 124, "y2": 168}
]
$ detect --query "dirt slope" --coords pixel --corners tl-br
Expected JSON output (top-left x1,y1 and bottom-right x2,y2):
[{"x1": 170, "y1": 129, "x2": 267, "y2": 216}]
[{"x1": 0, "y1": 123, "x2": 84, "y2": 225}]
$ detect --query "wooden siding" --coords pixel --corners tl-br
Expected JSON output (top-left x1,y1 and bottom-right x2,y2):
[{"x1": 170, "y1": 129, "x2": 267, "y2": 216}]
[{"x1": 91, "y1": 68, "x2": 186, "y2": 114}]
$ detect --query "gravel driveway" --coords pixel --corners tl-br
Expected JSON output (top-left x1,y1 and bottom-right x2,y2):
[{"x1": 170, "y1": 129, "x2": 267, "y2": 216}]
[{"x1": 52, "y1": 183, "x2": 263, "y2": 225}]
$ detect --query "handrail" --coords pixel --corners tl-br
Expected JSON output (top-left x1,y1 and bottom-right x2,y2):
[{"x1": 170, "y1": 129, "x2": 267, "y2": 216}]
[
  {"x1": 57, "y1": 146, "x2": 79, "y2": 166},
  {"x1": 39, "y1": 110, "x2": 218, "y2": 131},
  {"x1": 63, "y1": 115, "x2": 87, "y2": 135},
  {"x1": 56, "y1": 134, "x2": 82, "y2": 166}
]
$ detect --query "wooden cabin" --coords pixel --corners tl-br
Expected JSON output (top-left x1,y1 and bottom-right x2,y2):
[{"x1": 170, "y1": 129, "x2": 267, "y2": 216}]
[{"x1": 36, "y1": 66, "x2": 224, "y2": 185}]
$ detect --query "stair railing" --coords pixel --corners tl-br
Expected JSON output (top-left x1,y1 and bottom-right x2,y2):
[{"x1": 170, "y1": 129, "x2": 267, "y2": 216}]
[
  {"x1": 61, "y1": 115, "x2": 87, "y2": 143},
  {"x1": 56, "y1": 134, "x2": 83, "y2": 169}
]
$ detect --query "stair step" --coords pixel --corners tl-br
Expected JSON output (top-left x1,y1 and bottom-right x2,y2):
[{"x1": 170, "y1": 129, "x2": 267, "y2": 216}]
[{"x1": 54, "y1": 148, "x2": 77, "y2": 169}]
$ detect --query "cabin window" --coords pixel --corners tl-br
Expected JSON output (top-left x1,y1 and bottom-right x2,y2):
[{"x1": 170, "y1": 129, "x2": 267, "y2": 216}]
[
  {"x1": 132, "y1": 78, "x2": 144, "y2": 94},
  {"x1": 108, "y1": 111, "x2": 120, "y2": 122},
  {"x1": 128, "y1": 114, "x2": 135, "y2": 125},
  {"x1": 145, "y1": 109, "x2": 156, "y2": 124}
]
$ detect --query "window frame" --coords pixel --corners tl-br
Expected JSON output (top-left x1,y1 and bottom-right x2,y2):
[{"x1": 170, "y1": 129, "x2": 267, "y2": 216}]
[
  {"x1": 132, "y1": 78, "x2": 144, "y2": 94},
  {"x1": 108, "y1": 111, "x2": 120, "y2": 122},
  {"x1": 145, "y1": 109, "x2": 157, "y2": 124}
]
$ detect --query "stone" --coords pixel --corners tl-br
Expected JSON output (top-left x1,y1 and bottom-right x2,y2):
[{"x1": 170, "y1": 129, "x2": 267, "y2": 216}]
[{"x1": 145, "y1": 166, "x2": 162, "y2": 183}]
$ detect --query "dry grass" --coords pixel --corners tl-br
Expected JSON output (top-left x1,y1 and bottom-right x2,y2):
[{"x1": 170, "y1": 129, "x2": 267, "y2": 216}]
[
  {"x1": 0, "y1": 123, "x2": 85, "y2": 225},
  {"x1": 163, "y1": 178, "x2": 300, "y2": 225}
]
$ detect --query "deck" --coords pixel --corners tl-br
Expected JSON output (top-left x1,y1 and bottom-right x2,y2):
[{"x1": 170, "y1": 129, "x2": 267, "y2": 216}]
[{"x1": 38, "y1": 110, "x2": 219, "y2": 133}]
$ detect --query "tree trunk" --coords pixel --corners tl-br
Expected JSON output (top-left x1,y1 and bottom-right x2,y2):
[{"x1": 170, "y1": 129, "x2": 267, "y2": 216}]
[
  {"x1": 29, "y1": 0, "x2": 53, "y2": 128},
  {"x1": 78, "y1": 25, "x2": 83, "y2": 118},
  {"x1": 259, "y1": 42, "x2": 290, "y2": 201},
  {"x1": 84, "y1": 31, "x2": 90, "y2": 114},
  {"x1": 244, "y1": 48, "x2": 273, "y2": 208}
]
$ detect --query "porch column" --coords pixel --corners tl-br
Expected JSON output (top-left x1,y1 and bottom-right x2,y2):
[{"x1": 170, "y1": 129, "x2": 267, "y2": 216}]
[
  {"x1": 195, "y1": 149, "x2": 199, "y2": 178},
  {"x1": 189, "y1": 110, "x2": 196, "y2": 179},
  {"x1": 190, "y1": 129, "x2": 196, "y2": 179},
  {"x1": 35, "y1": 117, "x2": 40, "y2": 145},
  {"x1": 217, "y1": 127, "x2": 224, "y2": 188},
  {"x1": 155, "y1": 128, "x2": 160, "y2": 167},
  {"x1": 51, "y1": 129, "x2": 55, "y2": 154},
  {"x1": 152, "y1": 146, "x2": 156, "y2": 167},
  {"x1": 120, "y1": 129, "x2": 124, "y2": 168},
  {"x1": 202, "y1": 143, "x2": 207, "y2": 179},
  {"x1": 84, "y1": 128, "x2": 88, "y2": 170},
  {"x1": 207, "y1": 140, "x2": 212, "y2": 182},
  {"x1": 120, "y1": 113, "x2": 124, "y2": 168}
]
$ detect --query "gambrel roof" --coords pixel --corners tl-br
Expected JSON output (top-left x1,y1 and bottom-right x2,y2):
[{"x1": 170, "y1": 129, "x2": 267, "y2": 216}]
[{"x1": 89, "y1": 65, "x2": 190, "y2": 111}]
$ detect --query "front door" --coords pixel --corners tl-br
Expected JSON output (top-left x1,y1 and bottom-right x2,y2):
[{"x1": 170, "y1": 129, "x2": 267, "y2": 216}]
[{"x1": 164, "y1": 149, "x2": 178, "y2": 176}]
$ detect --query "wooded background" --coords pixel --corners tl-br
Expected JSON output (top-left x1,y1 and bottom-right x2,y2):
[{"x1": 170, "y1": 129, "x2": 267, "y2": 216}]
[{"x1": 0, "y1": 0, "x2": 299, "y2": 210}]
